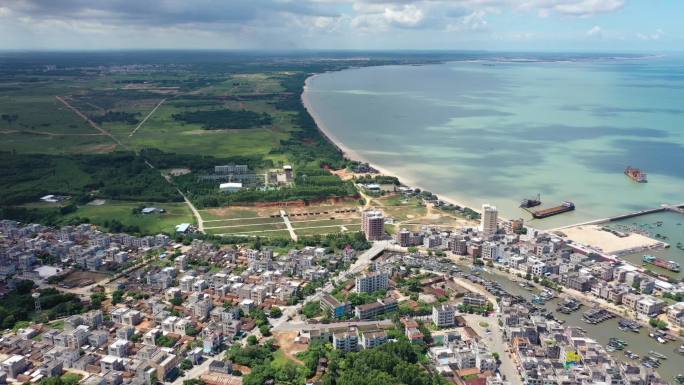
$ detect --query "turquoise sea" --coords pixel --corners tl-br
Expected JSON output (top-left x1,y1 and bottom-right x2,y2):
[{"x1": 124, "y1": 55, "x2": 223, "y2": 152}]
[{"x1": 304, "y1": 55, "x2": 684, "y2": 229}]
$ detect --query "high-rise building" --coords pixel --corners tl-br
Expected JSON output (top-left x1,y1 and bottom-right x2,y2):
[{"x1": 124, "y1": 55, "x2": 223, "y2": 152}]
[
  {"x1": 396, "y1": 228, "x2": 410, "y2": 247},
  {"x1": 480, "y1": 204, "x2": 498, "y2": 238},
  {"x1": 362, "y1": 210, "x2": 385, "y2": 241}
]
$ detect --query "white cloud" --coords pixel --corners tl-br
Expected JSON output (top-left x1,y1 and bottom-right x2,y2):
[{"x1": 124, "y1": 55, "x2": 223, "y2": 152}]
[
  {"x1": 553, "y1": 0, "x2": 625, "y2": 16},
  {"x1": 637, "y1": 28, "x2": 664, "y2": 41},
  {"x1": 447, "y1": 10, "x2": 489, "y2": 32},
  {"x1": 586, "y1": 25, "x2": 601, "y2": 38},
  {"x1": 383, "y1": 4, "x2": 425, "y2": 27}
]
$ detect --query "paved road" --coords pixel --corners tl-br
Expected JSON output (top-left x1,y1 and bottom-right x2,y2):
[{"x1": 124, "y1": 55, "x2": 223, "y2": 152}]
[
  {"x1": 280, "y1": 210, "x2": 298, "y2": 241},
  {"x1": 130, "y1": 98, "x2": 166, "y2": 137},
  {"x1": 465, "y1": 313, "x2": 522, "y2": 385},
  {"x1": 170, "y1": 355, "x2": 213, "y2": 385},
  {"x1": 273, "y1": 318, "x2": 393, "y2": 332}
]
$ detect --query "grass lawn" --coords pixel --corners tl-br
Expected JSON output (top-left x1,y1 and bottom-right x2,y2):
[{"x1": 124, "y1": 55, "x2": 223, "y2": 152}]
[{"x1": 62, "y1": 201, "x2": 195, "y2": 234}]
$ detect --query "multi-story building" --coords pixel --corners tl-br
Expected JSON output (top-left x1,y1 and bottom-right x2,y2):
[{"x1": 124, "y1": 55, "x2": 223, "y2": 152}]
[
  {"x1": 355, "y1": 272, "x2": 389, "y2": 294},
  {"x1": 354, "y1": 298, "x2": 398, "y2": 319},
  {"x1": 463, "y1": 293, "x2": 487, "y2": 307},
  {"x1": 666, "y1": 302, "x2": 684, "y2": 327},
  {"x1": 1, "y1": 355, "x2": 27, "y2": 379},
  {"x1": 432, "y1": 304, "x2": 457, "y2": 328},
  {"x1": 360, "y1": 330, "x2": 388, "y2": 349},
  {"x1": 480, "y1": 204, "x2": 498, "y2": 238},
  {"x1": 320, "y1": 294, "x2": 351, "y2": 318},
  {"x1": 636, "y1": 296, "x2": 666, "y2": 317},
  {"x1": 362, "y1": 210, "x2": 385, "y2": 241},
  {"x1": 333, "y1": 330, "x2": 359, "y2": 352},
  {"x1": 396, "y1": 229, "x2": 411, "y2": 247}
]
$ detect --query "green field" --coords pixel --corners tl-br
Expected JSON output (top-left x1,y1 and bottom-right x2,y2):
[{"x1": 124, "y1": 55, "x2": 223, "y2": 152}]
[{"x1": 62, "y1": 201, "x2": 195, "y2": 234}]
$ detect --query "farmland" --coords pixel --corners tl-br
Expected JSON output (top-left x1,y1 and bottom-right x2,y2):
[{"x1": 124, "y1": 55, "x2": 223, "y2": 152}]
[{"x1": 0, "y1": 51, "x2": 440, "y2": 235}]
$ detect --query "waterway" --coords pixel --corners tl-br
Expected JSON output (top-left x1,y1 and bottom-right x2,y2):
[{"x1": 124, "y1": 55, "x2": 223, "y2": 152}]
[
  {"x1": 475, "y1": 269, "x2": 683, "y2": 382},
  {"x1": 304, "y1": 54, "x2": 684, "y2": 229}
]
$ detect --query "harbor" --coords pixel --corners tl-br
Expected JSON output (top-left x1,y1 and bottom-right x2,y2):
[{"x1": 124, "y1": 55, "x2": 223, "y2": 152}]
[{"x1": 470, "y1": 269, "x2": 684, "y2": 382}]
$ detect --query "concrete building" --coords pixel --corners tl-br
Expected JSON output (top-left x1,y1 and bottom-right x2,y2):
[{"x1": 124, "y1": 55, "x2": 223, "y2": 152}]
[
  {"x1": 355, "y1": 272, "x2": 389, "y2": 293},
  {"x1": 355, "y1": 298, "x2": 398, "y2": 319},
  {"x1": 463, "y1": 293, "x2": 488, "y2": 307},
  {"x1": 360, "y1": 330, "x2": 388, "y2": 349},
  {"x1": 1, "y1": 355, "x2": 27, "y2": 379},
  {"x1": 480, "y1": 204, "x2": 498, "y2": 238},
  {"x1": 396, "y1": 229, "x2": 411, "y2": 247},
  {"x1": 432, "y1": 304, "x2": 458, "y2": 328},
  {"x1": 333, "y1": 330, "x2": 359, "y2": 352},
  {"x1": 320, "y1": 294, "x2": 351, "y2": 318},
  {"x1": 362, "y1": 210, "x2": 385, "y2": 241},
  {"x1": 636, "y1": 296, "x2": 666, "y2": 317}
]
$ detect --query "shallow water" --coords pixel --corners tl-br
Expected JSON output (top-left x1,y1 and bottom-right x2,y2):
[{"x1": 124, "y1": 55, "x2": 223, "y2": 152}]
[{"x1": 305, "y1": 56, "x2": 684, "y2": 229}]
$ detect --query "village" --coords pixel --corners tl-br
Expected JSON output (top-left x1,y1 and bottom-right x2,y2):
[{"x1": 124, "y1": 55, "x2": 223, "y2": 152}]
[{"x1": 1, "y1": 192, "x2": 684, "y2": 385}]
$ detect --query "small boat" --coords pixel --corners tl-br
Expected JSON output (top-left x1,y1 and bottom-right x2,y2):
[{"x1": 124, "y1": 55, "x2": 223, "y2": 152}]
[{"x1": 649, "y1": 351, "x2": 668, "y2": 360}]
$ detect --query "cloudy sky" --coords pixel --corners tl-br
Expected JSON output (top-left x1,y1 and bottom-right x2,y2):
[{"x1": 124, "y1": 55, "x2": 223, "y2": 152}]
[{"x1": 0, "y1": 0, "x2": 680, "y2": 51}]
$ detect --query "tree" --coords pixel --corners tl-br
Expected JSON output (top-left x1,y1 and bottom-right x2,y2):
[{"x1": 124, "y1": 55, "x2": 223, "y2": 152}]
[
  {"x1": 269, "y1": 306, "x2": 282, "y2": 318},
  {"x1": 111, "y1": 289, "x2": 124, "y2": 305},
  {"x1": 259, "y1": 324, "x2": 272, "y2": 337},
  {"x1": 247, "y1": 335, "x2": 258, "y2": 345},
  {"x1": 180, "y1": 359, "x2": 193, "y2": 370}
]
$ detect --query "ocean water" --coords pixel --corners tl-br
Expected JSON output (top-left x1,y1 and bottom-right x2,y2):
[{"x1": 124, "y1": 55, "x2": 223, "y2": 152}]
[{"x1": 304, "y1": 56, "x2": 684, "y2": 229}]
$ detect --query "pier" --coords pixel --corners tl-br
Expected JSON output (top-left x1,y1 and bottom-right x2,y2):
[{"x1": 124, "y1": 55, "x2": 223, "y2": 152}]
[{"x1": 552, "y1": 202, "x2": 684, "y2": 231}]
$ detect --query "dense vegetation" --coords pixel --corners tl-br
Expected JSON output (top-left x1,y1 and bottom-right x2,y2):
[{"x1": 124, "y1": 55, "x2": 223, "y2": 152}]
[
  {"x1": 0, "y1": 280, "x2": 86, "y2": 330},
  {"x1": 0, "y1": 151, "x2": 181, "y2": 206},
  {"x1": 173, "y1": 109, "x2": 273, "y2": 129},
  {"x1": 92, "y1": 111, "x2": 140, "y2": 125},
  {"x1": 176, "y1": 167, "x2": 357, "y2": 208},
  {"x1": 296, "y1": 340, "x2": 447, "y2": 385}
]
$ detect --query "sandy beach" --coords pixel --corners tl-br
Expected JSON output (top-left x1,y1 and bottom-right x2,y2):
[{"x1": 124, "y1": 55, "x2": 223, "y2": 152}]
[
  {"x1": 560, "y1": 224, "x2": 667, "y2": 255},
  {"x1": 302, "y1": 74, "x2": 486, "y2": 217}
]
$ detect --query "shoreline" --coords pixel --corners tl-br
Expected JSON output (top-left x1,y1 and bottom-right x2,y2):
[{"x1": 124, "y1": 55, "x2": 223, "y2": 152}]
[{"x1": 302, "y1": 73, "x2": 487, "y2": 218}]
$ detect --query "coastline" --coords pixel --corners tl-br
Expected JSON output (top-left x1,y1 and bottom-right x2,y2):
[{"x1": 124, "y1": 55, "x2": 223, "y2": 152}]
[{"x1": 302, "y1": 73, "x2": 486, "y2": 217}]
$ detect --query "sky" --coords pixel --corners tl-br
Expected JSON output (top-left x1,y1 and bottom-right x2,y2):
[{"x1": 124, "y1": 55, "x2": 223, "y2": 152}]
[{"x1": 0, "y1": 0, "x2": 681, "y2": 52}]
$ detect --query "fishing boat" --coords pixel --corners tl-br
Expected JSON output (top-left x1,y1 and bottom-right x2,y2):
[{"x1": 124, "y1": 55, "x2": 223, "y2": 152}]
[{"x1": 649, "y1": 351, "x2": 667, "y2": 360}]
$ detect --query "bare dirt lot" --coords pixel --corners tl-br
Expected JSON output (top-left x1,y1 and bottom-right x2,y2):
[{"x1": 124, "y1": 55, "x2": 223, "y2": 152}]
[{"x1": 60, "y1": 270, "x2": 111, "y2": 288}]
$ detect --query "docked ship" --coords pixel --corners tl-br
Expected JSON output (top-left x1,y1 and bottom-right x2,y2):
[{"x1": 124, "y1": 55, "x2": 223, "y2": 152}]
[
  {"x1": 643, "y1": 255, "x2": 681, "y2": 272},
  {"x1": 625, "y1": 166, "x2": 647, "y2": 183},
  {"x1": 520, "y1": 194, "x2": 542, "y2": 209},
  {"x1": 531, "y1": 201, "x2": 575, "y2": 219}
]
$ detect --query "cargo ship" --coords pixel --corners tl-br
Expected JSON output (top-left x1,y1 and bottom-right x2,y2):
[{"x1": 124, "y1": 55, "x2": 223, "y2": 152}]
[
  {"x1": 520, "y1": 194, "x2": 542, "y2": 209},
  {"x1": 531, "y1": 201, "x2": 575, "y2": 219},
  {"x1": 625, "y1": 166, "x2": 647, "y2": 183},
  {"x1": 643, "y1": 255, "x2": 681, "y2": 272}
]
